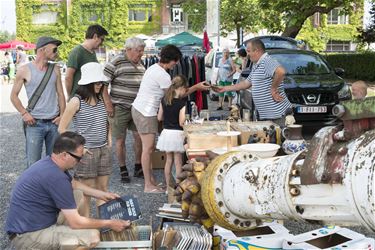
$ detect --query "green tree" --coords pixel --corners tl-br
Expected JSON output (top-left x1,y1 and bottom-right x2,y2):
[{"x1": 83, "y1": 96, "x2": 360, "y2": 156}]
[
  {"x1": 258, "y1": 0, "x2": 362, "y2": 38},
  {"x1": 182, "y1": 0, "x2": 206, "y2": 32},
  {"x1": 221, "y1": 0, "x2": 262, "y2": 47},
  {"x1": 358, "y1": 1, "x2": 375, "y2": 48},
  {"x1": 0, "y1": 31, "x2": 16, "y2": 43}
]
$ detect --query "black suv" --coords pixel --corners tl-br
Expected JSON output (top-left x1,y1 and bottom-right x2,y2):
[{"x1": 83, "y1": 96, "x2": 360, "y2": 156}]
[{"x1": 239, "y1": 48, "x2": 352, "y2": 128}]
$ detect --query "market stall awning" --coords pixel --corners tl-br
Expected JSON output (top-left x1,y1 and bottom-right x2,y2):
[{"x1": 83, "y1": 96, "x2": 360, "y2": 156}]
[
  {"x1": 155, "y1": 32, "x2": 211, "y2": 48},
  {"x1": 0, "y1": 40, "x2": 36, "y2": 50}
]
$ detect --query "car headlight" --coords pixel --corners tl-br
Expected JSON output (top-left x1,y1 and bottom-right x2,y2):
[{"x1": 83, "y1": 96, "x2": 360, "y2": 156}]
[{"x1": 338, "y1": 84, "x2": 352, "y2": 100}]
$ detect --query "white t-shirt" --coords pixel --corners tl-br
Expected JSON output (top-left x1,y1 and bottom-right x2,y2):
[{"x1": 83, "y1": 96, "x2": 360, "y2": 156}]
[{"x1": 132, "y1": 63, "x2": 172, "y2": 116}]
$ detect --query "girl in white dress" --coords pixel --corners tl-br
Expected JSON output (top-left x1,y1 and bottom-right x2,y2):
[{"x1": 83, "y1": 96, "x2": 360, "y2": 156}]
[{"x1": 156, "y1": 75, "x2": 188, "y2": 189}]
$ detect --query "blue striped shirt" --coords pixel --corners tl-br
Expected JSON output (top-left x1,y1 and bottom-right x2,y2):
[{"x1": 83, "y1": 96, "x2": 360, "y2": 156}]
[
  {"x1": 247, "y1": 53, "x2": 291, "y2": 120},
  {"x1": 73, "y1": 97, "x2": 108, "y2": 148}
]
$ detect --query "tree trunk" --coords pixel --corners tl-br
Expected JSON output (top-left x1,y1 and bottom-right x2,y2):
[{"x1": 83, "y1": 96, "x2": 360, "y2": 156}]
[
  {"x1": 236, "y1": 24, "x2": 241, "y2": 48},
  {"x1": 281, "y1": 23, "x2": 304, "y2": 38}
]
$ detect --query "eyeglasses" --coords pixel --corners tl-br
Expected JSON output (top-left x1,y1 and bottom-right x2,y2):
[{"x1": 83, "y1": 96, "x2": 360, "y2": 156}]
[
  {"x1": 66, "y1": 151, "x2": 82, "y2": 161},
  {"x1": 52, "y1": 47, "x2": 58, "y2": 53}
]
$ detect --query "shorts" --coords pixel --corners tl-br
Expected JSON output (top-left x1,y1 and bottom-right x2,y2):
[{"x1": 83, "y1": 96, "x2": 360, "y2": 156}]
[
  {"x1": 131, "y1": 107, "x2": 158, "y2": 134},
  {"x1": 110, "y1": 105, "x2": 137, "y2": 138},
  {"x1": 11, "y1": 190, "x2": 99, "y2": 249},
  {"x1": 218, "y1": 81, "x2": 234, "y2": 97},
  {"x1": 74, "y1": 145, "x2": 112, "y2": 178}
]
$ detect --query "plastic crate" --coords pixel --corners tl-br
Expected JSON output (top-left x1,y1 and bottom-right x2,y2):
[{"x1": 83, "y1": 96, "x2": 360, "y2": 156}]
[{"x1": 95, "y1": 225, "x2": 152, "y2": 250}]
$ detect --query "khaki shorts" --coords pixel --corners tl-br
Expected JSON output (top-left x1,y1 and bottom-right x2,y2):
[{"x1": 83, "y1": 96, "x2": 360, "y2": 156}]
[
  {"x1": 131, "y1": 107, "x2": 158, "y2": 134},
  {"x1": 110, "y1": 105, "x2": 137, "y2": 138},
  {"x1": 74, "y1": 145, "x2": 112, "y2": 178},
  {"x1": 11, "y1": 190, "x2": 99, "y2": 249}
]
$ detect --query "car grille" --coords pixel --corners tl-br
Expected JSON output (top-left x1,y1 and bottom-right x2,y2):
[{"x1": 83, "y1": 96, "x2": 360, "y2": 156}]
[{"x1": 287, "y1": 93, "x2": 337, "y2": 105}]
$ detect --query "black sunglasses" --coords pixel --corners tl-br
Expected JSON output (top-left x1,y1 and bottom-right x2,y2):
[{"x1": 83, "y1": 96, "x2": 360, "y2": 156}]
[
  {"x1": 67, "y1": 151, "x2": 82, "y2": 161},
  {"x1": 52, "y1": 47, "x2": 58, "y2": 53}
]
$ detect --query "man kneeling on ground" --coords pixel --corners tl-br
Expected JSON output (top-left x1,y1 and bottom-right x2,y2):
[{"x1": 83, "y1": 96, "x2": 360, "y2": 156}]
[{"x1": 5, "y1": 131, "x2": 130, "y2": 249}]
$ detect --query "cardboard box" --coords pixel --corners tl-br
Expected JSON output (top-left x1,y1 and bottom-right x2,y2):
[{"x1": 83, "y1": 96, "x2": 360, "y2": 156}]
[
  {"x1": 282, "y1": 226, "x2": 375, "y2": 249},
  {"x1": 151, "y1": 150, "x2": 166, "y2": 169},
  {"x1": 213, "y1": 222, "x2": 291, "y2": 250}
]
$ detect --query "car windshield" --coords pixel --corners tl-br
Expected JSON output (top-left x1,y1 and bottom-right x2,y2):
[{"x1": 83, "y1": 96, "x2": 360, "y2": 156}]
[
  {"x1": 270, "y1": 53, "x2": 331, "y2": 75},
  {"x1": 260, "y1": 38, "x2": 298, "y2": 49},
  {"x1": 215, "y1": 52, "x2": 236, "y2": 67}
]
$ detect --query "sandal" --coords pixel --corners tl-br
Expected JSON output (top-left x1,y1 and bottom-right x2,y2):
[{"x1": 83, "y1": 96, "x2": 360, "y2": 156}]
[
  {"x1": 134, "y1": 164, "x2": 144, "y2": 178},
  {"x1": 120, "y1": 165, "x2": 130, "y2": 183}
]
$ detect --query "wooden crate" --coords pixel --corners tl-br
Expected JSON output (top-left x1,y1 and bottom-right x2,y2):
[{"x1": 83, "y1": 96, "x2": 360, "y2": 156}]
[{"x1": 184, "y1": 121, "x2": 238, "y2": 150}]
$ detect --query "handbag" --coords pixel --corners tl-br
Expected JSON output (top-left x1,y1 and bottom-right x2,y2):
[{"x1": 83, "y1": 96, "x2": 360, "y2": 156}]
[{"x1": 23, "y1": 63, "x2": 55, "y2": 134}]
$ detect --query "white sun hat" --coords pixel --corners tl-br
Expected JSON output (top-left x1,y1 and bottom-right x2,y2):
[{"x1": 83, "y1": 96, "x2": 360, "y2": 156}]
[{"x1": 78, "y1": 62, "x2": 109, "y2": 85}]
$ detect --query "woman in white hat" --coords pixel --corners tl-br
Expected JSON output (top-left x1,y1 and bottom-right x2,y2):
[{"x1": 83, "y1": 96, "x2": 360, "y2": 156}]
[{"x1": 59, "y1": 62, "x2": 111, "y2": 217}]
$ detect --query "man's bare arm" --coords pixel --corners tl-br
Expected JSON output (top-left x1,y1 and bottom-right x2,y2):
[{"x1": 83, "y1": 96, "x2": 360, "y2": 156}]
[
  {"x1": 10, "y1": 66, "x2": 35, "y2": 125},
  {"x1": 54, "y1": 66, "x2": 66, "y2": 125},
  {"x1": 271, "y1": 66, "x2": 286, "y2": 102},
  {"x1": 65, "y1": 67, "x2": 76, "y2": 98},
  {"x1": 61, "y1": 209, "x2": 130, "y2": 232}
]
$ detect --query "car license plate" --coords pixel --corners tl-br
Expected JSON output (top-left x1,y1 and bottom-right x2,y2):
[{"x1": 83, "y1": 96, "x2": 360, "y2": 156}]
[{"x1": 296, "y1": 106, "x2": 327, "y2": 113}]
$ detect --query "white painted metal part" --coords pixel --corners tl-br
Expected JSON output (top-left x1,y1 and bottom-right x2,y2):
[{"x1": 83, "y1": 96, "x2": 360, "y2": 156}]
[{"x1": 203, "y1": 129, "x2": 375, "y2": 231}]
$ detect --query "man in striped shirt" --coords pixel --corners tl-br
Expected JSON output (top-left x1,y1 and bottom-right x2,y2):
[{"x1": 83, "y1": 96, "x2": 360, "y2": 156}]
[
  {"x1": 216, "y1": 38, "x2": 292, "y2": 127},
  {"x1": 104, "y1": 37, "x2": 145, "y2": 183}
]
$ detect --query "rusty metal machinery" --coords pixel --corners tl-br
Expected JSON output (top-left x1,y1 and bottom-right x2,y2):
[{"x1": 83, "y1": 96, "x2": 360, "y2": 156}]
[{"x1": 175, "y1": 97, "x2": 375, "y2": 232}]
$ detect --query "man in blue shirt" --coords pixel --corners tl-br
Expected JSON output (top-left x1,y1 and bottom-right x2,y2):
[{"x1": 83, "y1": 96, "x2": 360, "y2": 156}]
[{"x1": 5, "y1": 131, "x2": 130, "y2": 249}]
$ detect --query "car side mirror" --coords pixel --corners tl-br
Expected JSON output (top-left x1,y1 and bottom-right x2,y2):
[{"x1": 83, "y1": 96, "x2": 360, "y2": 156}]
[{"x1": 334, "y1": 67, "x2": 345, "y2": 76}]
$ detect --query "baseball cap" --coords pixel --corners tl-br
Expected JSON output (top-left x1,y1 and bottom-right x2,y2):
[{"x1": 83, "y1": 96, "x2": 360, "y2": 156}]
[{"x1": 36, "y1": 36, "x2": 62, "y2": 50}]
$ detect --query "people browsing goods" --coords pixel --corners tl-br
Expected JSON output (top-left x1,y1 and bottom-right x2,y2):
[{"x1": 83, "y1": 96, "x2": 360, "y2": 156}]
[
  {"x1": 58, "y1": 62, "x2": 112, "y2": 217},
  {"x1": 10, "y1": 36, "x2": 66, "y2": 167},
  {"x1": 5, "y1": 132, "x2": 130, "y2": 249},
  {"x1": 156, "y1": 75, "x2": 189, "y2": 190}
]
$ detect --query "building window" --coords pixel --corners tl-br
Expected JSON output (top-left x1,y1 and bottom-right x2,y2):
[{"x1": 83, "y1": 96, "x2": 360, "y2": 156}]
[
  {"x1": 327, "y1": 8, "x2": 349, "y2": 25},
  {"x1": 170, "y1": 4, "x2": 183, "y2": 23},
  {"x1": 326, "y1": 40, "x2": 351, "y2": 52},
  {"x1": 32, "y1": 5, "x2": 58, "y2": 24},
  {"x1": 128, "y1": 4, "x2": 153, "y2": 22}
]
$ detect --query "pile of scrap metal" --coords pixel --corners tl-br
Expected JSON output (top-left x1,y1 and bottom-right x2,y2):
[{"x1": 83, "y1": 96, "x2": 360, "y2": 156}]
[{"x1": 175, "y1": 97, "x2": 375, "y2": 232}]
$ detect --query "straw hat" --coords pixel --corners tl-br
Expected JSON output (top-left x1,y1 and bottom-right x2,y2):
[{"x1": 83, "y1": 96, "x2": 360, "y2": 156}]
[{"x1": 78, "y1": 62, "x2": 109, "y2": 85}]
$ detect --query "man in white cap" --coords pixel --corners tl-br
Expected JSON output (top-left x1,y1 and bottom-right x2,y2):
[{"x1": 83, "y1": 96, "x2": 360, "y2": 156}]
[{"x1": 10, "y1": 36, "x2": 66, "y2": 167}]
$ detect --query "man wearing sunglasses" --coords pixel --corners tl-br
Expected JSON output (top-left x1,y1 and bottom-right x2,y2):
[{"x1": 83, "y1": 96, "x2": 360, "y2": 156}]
[
  {"x1": 5, "y1": 132, "x2": 131, "y2": 249},
  {"x1": 10, "y1": 36, "x2": 66, "y2": 167}
]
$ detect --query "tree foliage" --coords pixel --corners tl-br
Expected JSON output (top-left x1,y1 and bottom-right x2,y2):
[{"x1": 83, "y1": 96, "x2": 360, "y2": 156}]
[
  {"x1": 220, "y1": 0, "x2": 262, "y2": 47},
  {"x1": 0, "y1": 31, "x2": 16, "y2": 43},
  {"x1": 357, "y1": 1, "x2": 375, "y2": 48},
  {"x1": 181, "y1": 0, "x2": 206, "y2": 32},
  {"x1": 16, "y1": 0, "x2": 160, "y2": 60},
  {"x1": 258, "y1": 0, "x2": 363, "y2": 38}
]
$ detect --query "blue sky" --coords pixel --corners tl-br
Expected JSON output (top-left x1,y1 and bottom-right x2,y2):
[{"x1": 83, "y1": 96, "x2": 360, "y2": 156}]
[{"x1": 0, "y1": 0, "x2": 372, "y2": 34}]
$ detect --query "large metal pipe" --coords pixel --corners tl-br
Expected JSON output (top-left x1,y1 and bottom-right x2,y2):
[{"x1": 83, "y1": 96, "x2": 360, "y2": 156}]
[{"x1": 201, "y1": 129, "x2": 375, "y2": 231}]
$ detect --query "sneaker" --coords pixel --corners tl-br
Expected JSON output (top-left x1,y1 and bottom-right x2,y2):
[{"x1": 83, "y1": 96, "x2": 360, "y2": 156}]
[{"x1": 216, "y1": 107, "x2": 223, "y2": 110}]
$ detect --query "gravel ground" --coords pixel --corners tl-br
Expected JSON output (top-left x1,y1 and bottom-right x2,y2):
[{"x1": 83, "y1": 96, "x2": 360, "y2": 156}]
[{"x1": 1, "y1": 112, "x2": 374, "y2": 249}]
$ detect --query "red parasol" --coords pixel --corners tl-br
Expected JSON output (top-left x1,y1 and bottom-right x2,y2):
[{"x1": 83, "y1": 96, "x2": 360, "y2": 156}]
[
  {"x1": 0, "y1": 40, "x2": 36, "y2": 50},
  {"x1": 203, "y1": 30, "x2": 211, "y2": 53}
]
